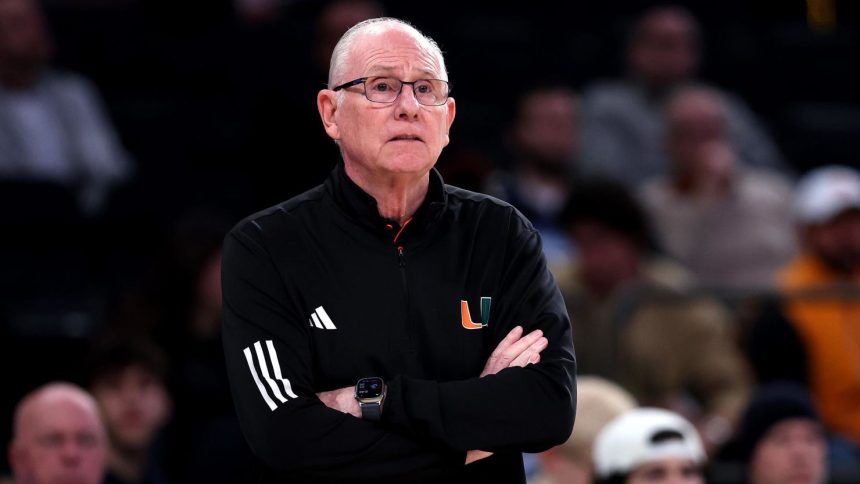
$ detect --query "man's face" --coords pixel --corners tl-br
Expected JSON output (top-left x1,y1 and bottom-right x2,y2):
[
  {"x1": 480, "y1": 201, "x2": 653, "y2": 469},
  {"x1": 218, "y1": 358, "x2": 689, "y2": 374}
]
[
  {"x1": 515, "y1": 89, "x2": 579, "y2": 167},
  {"x1": 319, "y1": 26, "x2": 455, "y2": 179},
  {"x1": 629, "y1": 10, "x2": 699, "y2": 89},
  {"x1": 626, "y1": 457, "x2": 704, "y2": 484},
  {"x1": 665, "y1": 92, "x2": 727, "y2": 175},
  {"x1": 0, "y1": 0, "x2": 52, "y2": 70},
  {"x1": 806, "y1": 209, "x2": 860, "y2": 275},
  {"x1": 91, "y1": 365, "x2": 171, "y2": 452},
  {"x1": 570, "y1": 221, "x2": 640, "y2": 296},
  {"x1": 748, "y1": 419, "x2": 827, "y2": 484},
  {"x1": 10, "y1": 394, "x2": 106, "y2": 484}
]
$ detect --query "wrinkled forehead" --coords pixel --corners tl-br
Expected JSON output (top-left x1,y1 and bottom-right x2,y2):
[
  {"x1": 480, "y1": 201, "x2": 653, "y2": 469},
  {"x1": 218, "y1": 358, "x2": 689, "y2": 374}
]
[{"x1": 347, "y1": 25, "x2": 446, "y2": 80}]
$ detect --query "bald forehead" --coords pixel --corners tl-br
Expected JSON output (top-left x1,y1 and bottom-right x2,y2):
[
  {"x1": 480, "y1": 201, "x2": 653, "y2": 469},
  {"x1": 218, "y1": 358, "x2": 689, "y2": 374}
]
[
  {"x1": 344, "y1": 23, "x2": 446, "y2": 81},
  {"x1": 14, "y1": 384, "x2": 101, "y2": 438}
]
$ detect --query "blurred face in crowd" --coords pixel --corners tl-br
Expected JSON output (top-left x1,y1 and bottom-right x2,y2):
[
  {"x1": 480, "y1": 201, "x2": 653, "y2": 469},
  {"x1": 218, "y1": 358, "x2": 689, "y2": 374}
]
[
  {"x1": 628, "y1": 8, "x2": 699, "y2": 89},
  {"x1": 9, "y1": 384, "x2": 107, "y2": 484},
  {"x1": 626, "y1": 457, "x2": 704, "y2": 484},
  {"x1": 805, "y1": 209, "x2": 860, "y2": 275},
  {"x1": 514, "y1": 88, "x2": 580, "y2": 167},
  {"x1": 314, "y1": 0, "x2": 384, "y2": 73},
  {"x1": 665, "y1": 89, "x2": 729, "y2": 181},
  {"x1": 0, "y1": 0, "x2": 52, "y2": 76},
  {"x1": 748, "y1": 418, "x2": 827, "y2": 484},
  {"x1": 318, "y1": 22, "x2": 456, "y2": 181},
  {"x1": 570, "y1": 220, "x2": 640, "y2": 297},
  {"x1": 91, "y1": 365, "x2": 171, "y2": 453},
  {"x1": 537, "y1": 448, "x2": 592, "y2": 484}
]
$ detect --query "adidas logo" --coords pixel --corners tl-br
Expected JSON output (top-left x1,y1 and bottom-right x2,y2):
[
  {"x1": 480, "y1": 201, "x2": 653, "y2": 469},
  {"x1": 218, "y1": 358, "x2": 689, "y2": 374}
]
[{"x1": 308, "y1": 306, "x2": 337, "y2": 330}]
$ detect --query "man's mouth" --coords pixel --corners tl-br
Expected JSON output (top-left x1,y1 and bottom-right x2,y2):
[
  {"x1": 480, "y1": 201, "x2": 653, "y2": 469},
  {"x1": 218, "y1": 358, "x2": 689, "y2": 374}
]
[{"x1": 390, "y1": 135, "x2": 423, "y2": 142}]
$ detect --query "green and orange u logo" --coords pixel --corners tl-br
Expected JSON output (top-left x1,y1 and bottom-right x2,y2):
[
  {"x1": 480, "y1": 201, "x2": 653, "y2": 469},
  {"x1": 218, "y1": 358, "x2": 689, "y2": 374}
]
[{"x1": 461, "y1": 297, "x2": 491, "y2": 330}]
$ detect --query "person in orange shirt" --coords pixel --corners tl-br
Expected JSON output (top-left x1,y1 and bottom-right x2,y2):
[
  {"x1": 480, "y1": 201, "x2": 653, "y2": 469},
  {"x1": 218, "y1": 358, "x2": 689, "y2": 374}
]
[{"x1": 749, "y1": 165, "x2": 860, "y2": 447}]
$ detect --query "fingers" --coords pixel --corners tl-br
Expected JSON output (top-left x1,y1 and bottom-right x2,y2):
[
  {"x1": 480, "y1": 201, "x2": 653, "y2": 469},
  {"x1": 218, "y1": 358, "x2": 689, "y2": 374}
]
[
  {"x1": 481, "y1": 326, "x2": 523, "y2": 377},
  {"x1": 509, "y1": 336, "x2": 547, "y2": 368},
  {"x1": 465, "y1": 450, "x2": 493, "y2": 465},
  {"x1": 497, "y1": 329, "x2": 544, "y2": 367},
  {"x1": 481, "y1": 326, "x2": 547, "y2": 377},
  {"x1": 491, "y1": 325, "x2": 523, "y2": 360}
]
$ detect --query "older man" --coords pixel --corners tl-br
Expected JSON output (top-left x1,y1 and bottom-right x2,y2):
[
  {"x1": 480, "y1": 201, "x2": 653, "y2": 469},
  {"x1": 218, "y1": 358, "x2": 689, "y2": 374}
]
[
  {"x1": 639, "y1": 85, "x2": 795, "y2": 289},
  {"x1": 579, "y1": 6, "x2": 784, "y2": 186},
  {"x1": 222, "y1": 17, "x2": 576, "y2": 482},
  {"x1": 8, "y1": 382, "x2": 107, "y2": 484}
]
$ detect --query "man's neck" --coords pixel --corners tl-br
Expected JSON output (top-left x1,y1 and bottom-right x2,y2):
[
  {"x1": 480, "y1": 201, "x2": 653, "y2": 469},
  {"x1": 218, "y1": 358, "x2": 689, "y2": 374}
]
[
  {"x1": 107, "y1": 445, "x2": 148, "y2": 483},
  {"x1": 344, "y1": 161, "x2": 430, "y2": 225},
  {"x1": 0, "y1": 66, "x2": 43, "y2": 91}
]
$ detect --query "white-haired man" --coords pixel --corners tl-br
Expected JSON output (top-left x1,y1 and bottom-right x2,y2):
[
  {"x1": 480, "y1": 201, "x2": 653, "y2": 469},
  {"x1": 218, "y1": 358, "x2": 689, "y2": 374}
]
[{"x1": 221, "y1": 17, "x2": 576, "y2": 482}]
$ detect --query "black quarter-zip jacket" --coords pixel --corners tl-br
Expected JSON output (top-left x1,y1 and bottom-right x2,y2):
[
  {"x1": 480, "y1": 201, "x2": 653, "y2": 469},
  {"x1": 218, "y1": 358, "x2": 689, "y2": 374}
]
[{"x1": 222, "y1": 163, "x2": 577, "y2": 483}]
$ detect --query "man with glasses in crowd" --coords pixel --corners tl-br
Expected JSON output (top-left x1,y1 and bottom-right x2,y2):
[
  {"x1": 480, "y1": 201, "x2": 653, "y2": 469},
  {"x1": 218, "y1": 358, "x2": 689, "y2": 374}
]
[{"x1": 221, "y1": 17, "x2": 576, "y2": 483}]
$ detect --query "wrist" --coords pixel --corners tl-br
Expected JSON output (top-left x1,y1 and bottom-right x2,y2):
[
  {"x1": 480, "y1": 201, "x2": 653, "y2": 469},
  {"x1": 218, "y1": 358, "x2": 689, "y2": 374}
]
[{"x1": 355, "y1": 377, "x2": 386, "y2": 421}]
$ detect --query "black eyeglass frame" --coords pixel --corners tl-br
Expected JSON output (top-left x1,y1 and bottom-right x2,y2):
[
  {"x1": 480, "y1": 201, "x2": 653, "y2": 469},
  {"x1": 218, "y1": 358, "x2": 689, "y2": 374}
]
[{"x1": 331, "y1": 77, "x2": 451, "y2": 106}]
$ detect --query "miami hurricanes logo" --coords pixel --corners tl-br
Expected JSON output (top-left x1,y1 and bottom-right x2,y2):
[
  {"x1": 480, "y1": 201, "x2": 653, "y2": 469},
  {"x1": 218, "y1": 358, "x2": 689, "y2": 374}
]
[{"x1": 461, "y1": 297, "x2": 491, "y2": 330}]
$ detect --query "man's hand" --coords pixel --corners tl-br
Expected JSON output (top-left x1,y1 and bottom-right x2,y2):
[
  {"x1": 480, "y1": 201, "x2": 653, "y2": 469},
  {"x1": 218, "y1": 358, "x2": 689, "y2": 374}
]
[
  {"x1": 469, "y1": 326, "x2": 548, "y2": 464},
  {"x1": 480, "y1": 326, "x2": 548, "y2": 377},
  {"x1": 466, "y1": 450, "x2": 492, "y2": 465},
  {"x1": 317, "y1": 387, "x2": 361, "y2": 417}
]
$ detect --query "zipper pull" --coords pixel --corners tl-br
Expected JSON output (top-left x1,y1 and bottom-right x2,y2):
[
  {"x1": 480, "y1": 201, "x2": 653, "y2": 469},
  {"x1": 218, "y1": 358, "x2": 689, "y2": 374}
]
[{"x1": 397, "y1": 245, "x2": 406, "y2": 267}]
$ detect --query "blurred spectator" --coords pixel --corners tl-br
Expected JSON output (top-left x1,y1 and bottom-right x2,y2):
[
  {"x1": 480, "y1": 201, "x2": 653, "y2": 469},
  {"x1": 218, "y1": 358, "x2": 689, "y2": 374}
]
[
  {"x1": 749, "y1": 165, "x2": 860, "y2": 446},
  {"x1": 104, "y1": 207, "x2": 252, "y2": 481},
  {"x1": 237, "y1": 0, "x2": 384, "y2": 207},
  {"x1": 532, "y1": 376, "x2": 637, "y2": 484},
  {"x1": 580, "y1": 5, "x2": 784, "y2": 186},
  {"x1": 486, "y1": 86, "x2": 580, "y2": 265},
  {"x1": 719, "y1": 382, "x2": 827, "y2": 484},
  {"x1": 313, "y1": 0, "x2": 384, "y2": 77},
  {"x1": 0, "y1": 0, "x2": 132, "y2": 214},
  {"x1": 88, "y1": 339, "x2": 172, "y2": 484},
  {"x1": 592, "y1": 407, "x2": 707, "y2": 484},
  {"x1": 556, "y1": 178, "x2": 750, "y2": 451},
  {"x1": 162, "y1": 213, "x2": 253, "y2": 482},
  {"x1": 7, "y1": 382, "x2": 107, "y2": 484},
  {"x1": 640, "y1": 85, "x2": 796, "y2": 290}
]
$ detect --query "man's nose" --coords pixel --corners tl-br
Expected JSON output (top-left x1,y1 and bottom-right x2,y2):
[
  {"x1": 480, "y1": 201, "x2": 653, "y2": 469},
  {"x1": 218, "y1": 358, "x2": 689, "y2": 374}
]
[
  {"x1": 60, "y1": 442, "x2": 83, "y2": 465},
  {"x1": 395, "y1": 84, "x2": 420, "y2": 118}
]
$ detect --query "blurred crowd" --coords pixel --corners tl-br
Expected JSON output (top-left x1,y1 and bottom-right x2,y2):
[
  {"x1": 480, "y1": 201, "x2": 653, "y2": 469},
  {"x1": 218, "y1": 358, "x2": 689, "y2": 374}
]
[{"x1": 1, "y1": 0, "x2": 860, "y2": 483}]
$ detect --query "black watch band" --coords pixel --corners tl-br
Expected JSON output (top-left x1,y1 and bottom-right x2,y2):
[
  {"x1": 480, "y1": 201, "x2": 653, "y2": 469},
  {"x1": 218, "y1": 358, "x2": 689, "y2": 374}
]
[
  {"x1": 360, "y1": 402, "x2": 382, "y2": 421},
  {"x1": 355, "y1": 377, "x2": 386, "y2": 421}
]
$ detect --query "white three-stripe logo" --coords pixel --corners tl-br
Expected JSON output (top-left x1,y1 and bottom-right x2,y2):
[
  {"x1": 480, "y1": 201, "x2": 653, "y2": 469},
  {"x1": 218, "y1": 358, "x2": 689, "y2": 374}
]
[
  {"x1": 308, "y1": 306, "x2": 337, "y2": 330},
  {"x1": 243, "y1": 340, "x2": 298, "y2": 411}
]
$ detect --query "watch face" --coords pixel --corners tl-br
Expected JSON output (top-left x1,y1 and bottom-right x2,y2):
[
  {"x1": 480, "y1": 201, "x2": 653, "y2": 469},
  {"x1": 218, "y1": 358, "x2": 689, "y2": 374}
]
[{"x1": 356, "y1": 377, "x2": 384, "y2": 399}]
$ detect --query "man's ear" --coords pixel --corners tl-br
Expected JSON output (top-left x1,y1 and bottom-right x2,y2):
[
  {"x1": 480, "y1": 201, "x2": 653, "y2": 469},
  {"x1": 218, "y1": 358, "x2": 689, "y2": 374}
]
[
  {"x1": 443, "y1": 96, "x2": 456, "y2": 147},
  {"x1": 317, "y1": 89, "x2": 341, "y2": 141},
  {"x1": 8, "y1": 441, "x2": 26, "y2": 474}
]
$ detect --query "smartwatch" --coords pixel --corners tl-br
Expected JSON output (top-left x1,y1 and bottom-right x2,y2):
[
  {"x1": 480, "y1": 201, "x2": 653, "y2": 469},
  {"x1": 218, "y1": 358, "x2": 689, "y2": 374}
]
[{"x1": 354, "y1": 377, "x2": 386, "y2": 421}]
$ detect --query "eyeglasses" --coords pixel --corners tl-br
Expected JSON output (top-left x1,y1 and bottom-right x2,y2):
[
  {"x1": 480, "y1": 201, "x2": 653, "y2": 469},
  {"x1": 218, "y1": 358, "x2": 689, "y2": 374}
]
[{"x1": 332, "y1": 76, "x2": 451, "y2": 106}]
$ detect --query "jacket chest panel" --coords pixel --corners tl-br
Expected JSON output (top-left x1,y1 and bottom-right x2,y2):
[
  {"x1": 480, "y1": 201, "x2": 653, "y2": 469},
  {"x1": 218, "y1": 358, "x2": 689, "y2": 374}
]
[{"x1": 298, "y1": 242, "x2": 494, "y2": 386}]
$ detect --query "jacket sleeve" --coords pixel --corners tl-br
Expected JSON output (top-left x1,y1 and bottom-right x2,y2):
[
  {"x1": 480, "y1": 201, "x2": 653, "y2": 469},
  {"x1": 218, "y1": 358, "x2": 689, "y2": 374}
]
[
  {"x1": 381, "y1": 218, "x2": 577, "y2": 453},
  {"x1": 221, "y1": 223, "x2": 464, "y2": 477}
]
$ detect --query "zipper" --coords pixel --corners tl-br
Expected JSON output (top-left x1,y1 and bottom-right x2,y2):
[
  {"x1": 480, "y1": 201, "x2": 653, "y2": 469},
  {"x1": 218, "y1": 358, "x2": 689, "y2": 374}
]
[{"x1": 392, "y1": 219, "x2": 414, "y2": 353}]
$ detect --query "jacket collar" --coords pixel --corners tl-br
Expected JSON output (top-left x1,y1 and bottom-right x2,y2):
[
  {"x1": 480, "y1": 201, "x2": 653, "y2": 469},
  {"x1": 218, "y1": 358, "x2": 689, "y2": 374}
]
[{"x1": 325, "y1": 162, "x2": 448, "y2": 242}]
